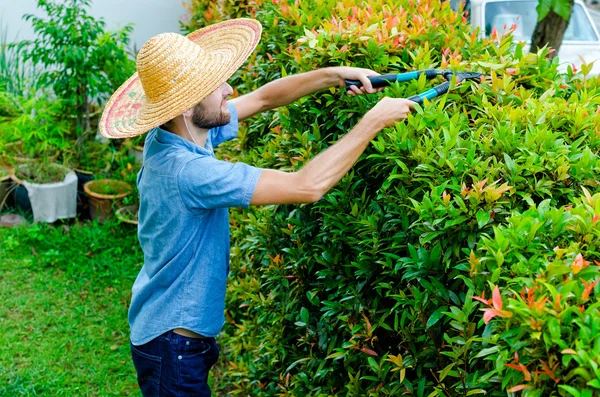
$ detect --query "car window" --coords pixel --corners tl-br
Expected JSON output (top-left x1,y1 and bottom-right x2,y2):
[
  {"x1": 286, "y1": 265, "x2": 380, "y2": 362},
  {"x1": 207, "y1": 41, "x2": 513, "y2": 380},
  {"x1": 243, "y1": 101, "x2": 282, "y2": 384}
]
[
  {"x1": 450, "y1": 0, "x2": 465, "y2": 11},
  {"x1": 484, "y1": 1, "x2": 599, "y2": 41}
]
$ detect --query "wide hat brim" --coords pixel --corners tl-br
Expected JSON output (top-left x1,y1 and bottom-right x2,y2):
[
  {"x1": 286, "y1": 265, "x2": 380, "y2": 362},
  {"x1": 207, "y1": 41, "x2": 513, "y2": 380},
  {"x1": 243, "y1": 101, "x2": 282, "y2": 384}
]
[{"x1": 99, "y1": 19, "x2": 262, "y2": 139}]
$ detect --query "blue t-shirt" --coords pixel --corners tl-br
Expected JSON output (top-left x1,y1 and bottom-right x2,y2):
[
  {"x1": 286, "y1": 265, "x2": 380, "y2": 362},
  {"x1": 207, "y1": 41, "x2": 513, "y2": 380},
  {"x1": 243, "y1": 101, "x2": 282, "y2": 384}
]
[{"x1": 129, "y1": 103, "x2": 262, "y2": 345}]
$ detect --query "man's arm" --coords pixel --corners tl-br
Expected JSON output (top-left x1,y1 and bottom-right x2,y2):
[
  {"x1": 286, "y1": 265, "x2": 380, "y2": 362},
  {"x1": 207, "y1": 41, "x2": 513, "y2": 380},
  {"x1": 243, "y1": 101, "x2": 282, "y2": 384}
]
[
  {"x1": 250, "y1": 97, "x2": 415, "y2": 206},
  {"x1": 230, "y1": 66, "x2": 380, "y2": 121}
]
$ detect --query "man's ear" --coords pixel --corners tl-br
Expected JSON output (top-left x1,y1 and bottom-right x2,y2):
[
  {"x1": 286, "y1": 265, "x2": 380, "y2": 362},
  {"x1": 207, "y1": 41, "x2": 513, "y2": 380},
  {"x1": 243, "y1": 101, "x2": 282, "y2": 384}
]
[{"x1": 182, "y1": 108, "x2": 193, "y2": 118}]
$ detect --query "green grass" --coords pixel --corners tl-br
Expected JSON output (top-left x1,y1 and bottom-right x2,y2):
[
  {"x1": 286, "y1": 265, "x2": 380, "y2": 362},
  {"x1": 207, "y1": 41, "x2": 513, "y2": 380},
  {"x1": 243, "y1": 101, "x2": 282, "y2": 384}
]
[{"x1": 0, "y1": 219, "x2": 142, "y2": 396}]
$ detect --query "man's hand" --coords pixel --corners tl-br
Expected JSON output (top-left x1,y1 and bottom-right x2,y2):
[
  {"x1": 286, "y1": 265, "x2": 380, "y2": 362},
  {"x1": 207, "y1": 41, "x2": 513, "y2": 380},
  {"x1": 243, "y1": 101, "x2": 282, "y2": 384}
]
[
  {"x1": 333, "y1": 66, "x2": 385, "y2": 96},
  {"x1": 250, "y1": 96, "x2": 415, "y2": 206},
  {"x1": 365, "y1": 97, "x2": 416, "y2": 129}
]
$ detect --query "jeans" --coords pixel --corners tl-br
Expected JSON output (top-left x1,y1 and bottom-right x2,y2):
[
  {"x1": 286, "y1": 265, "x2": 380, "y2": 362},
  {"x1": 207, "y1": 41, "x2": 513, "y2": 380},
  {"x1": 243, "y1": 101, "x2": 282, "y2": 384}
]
[{"x1": 131, "y1": 330, "x2": 220, "y2": 397}]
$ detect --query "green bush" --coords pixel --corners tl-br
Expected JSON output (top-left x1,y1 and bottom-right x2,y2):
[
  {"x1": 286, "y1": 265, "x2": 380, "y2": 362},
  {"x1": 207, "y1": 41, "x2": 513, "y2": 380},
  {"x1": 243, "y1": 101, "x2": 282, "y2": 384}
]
[{"x1": 184, "y1": 1, "x2": 600, "y2": 395}]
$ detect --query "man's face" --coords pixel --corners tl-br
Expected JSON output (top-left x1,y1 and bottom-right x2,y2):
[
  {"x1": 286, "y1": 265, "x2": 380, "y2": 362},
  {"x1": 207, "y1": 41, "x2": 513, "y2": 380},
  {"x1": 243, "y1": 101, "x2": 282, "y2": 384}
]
[{"x1": 191, "y1": 82, "x2": 234, "y2": 129}]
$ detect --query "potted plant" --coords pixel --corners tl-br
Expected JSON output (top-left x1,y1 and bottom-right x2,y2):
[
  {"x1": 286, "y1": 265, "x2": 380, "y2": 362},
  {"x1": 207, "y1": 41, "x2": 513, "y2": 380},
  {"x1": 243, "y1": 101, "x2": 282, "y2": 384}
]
[
  {"x1": 115, "y1": 198, "x2": 139, "y2": 226},
  {"x1": 10, "y1": 162, "x2": 77, "y2": 223},
  {"x1": 0, "y1": 92, "x2": 72, "y2": 218},
  {"x1": 84, "y1": 179, "x2": 132, "y2": 223}
]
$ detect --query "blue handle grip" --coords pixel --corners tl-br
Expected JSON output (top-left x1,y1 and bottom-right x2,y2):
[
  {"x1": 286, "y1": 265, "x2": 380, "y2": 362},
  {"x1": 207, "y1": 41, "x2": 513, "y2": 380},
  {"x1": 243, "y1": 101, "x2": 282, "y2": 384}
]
[{"x1": 407, "y1": 81, "x2": 450, "y2": 105}]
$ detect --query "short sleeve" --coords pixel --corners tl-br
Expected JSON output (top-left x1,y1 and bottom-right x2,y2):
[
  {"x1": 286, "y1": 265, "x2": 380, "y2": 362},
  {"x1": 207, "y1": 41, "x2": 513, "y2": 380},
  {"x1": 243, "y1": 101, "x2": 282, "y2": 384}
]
[
  {"x1": 210, "y1": 103, "x2": 239, "y2": 147},
  {"x1": 178, "y1": 155, "x2": 262, "y2": 212}
]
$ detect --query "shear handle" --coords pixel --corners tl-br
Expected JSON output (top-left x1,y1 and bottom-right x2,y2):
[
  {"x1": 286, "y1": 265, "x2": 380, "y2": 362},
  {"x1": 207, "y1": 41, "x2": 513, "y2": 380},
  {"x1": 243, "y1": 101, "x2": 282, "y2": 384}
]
[
  {"x1": 345, "y1": 69, "x2": 440, "y2": 90},
  {"x1": 406, "y1": 81, "x2": 450, "y2": 106}
]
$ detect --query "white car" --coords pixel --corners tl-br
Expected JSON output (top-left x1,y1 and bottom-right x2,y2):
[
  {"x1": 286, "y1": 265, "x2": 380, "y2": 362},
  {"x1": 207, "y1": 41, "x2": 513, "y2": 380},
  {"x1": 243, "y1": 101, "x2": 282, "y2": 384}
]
[{"x1": 453, "y1": 0, "x2": 600, "y2": 75}]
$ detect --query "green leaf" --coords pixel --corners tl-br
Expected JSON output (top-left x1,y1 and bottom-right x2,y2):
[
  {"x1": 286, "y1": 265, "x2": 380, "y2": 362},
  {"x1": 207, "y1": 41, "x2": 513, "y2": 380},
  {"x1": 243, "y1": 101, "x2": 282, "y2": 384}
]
[
  {"x1": 285, "y1": 357, "x2": 311, "y2": 373},
  {"x1": 368, "y1": 357, "x2": 379, "y2": 372},
  {"x1": 474, "y1": 346, "x2": 499, "y2": 358},
  {"x1": 426, "y1": 306, "x2": 448, "y2": 329},
  {"x1": 445, "y1": 216, "x2": 468, "y2": 227},
  {"x1": 558, "y1": 385, "x2": 582, "y2": 397},
  {"x1": 504, "y1": 153, "x2": 516, "y2": 175},
  {"x1": 552, "y1": 0, "x2": 573, "y2": 21},
  {"x1": 326, "y1": 351, "x2": 345, "y2": 360},
  {"x1": 360, "y1": 375, "x2": 381, "y2": 382},
  {"x1": 536, "y1": 0, "x2": 553, "y2": 21},
  {"x1": 439, "y1": 363, "x2": 454, "y2": 381},
  {"x1": 476, "y1": 210, "x2": 491, "y2": 229},
  {"x1": 477, "y1": 61, "x2": 507, "y2": 70},
  {"x1": 587, "y1": 379, "x2": 600, "y2": 389},
  {"x1": 300, "y1": 307, "x2": 309, "y2": 324},
  {"x1": 466, "y1": 390, "x2": 487, "y2": 396},
  {"x1": 582, "y1": 390, "x2": 594, "y2": 397}
]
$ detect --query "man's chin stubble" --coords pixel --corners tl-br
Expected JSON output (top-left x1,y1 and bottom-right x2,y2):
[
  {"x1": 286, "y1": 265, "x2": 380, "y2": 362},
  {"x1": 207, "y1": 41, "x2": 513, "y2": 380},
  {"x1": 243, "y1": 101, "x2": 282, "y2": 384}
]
[{"x1": 192, "y1": 110, "x2": 230, "y2": 129}]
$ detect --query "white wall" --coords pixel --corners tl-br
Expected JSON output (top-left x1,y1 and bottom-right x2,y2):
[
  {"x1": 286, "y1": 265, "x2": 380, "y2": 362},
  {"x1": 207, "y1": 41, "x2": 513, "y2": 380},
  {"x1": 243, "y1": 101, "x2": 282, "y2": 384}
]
[{"x1": 0, "y1": 0, "x2": 187, "y2": 49}]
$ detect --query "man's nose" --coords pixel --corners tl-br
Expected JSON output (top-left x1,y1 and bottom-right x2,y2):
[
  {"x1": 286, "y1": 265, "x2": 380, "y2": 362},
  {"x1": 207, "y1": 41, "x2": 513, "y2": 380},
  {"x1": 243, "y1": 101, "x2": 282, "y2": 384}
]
[{"x1": 223, "y1": 83, "x2": 234, "y2": 97}]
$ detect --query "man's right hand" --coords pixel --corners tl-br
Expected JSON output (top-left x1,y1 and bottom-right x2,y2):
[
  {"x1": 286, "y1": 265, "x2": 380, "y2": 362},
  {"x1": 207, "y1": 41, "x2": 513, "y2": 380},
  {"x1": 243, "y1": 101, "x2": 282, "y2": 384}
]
[
  {"x1": 249, "y1": 97, "x2": 416, "y2": 206},
  {"x1": 365, "y1": 97, "x2": 416, "y2": 129}
]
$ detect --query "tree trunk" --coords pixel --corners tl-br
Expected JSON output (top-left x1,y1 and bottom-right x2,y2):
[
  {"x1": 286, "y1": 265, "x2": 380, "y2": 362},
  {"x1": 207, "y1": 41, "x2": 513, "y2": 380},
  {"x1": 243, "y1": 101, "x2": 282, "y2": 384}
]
[{"x1": 529, "y1": 1, "x2": 574, "y2": 59}]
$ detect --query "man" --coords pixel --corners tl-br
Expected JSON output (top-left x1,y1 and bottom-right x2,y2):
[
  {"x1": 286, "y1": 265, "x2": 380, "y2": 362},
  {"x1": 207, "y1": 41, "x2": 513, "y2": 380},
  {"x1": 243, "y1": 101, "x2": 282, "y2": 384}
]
[{"x1": 100, "y1": 18, "x2": 414, "y2": 396}]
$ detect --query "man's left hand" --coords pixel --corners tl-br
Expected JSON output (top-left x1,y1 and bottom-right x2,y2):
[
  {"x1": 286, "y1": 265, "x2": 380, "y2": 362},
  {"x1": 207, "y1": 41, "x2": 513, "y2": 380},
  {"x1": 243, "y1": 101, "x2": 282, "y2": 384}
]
[{"x1": 334, "y1": 67, "x2": 385, "y2": 96}]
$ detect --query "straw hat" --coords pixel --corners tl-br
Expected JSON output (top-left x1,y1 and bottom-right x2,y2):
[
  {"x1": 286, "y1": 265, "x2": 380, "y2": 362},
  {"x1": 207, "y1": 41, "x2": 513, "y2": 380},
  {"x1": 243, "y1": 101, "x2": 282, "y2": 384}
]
[{"x1": 99, "y1": 18, "x2": 262, "y2": 139}]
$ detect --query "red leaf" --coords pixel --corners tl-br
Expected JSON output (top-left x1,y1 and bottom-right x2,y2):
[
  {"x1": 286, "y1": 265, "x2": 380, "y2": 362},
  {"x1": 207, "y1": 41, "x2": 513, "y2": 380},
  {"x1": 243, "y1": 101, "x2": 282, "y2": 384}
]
[
  {"x1": 508, "y1": 385, "x2": 533, "y2": 392},
  {"x1": 581, "y1": 278, "x2": 599, "y2": 301},
  {"x1": 483, "y1": 308, "x2": 499, "y2": 324},
  {"x1": 505, "y1": 363, "x2": 532, "y2": 381},
  {"x1": 492, "y1": 285, "x2": 503, "y2": 310},
  {"x1": 360, "y1": 347, "x2": 378, "y2": 357},
  {"x1": 572, "y1": 253, "x2": 590, "y2": 274},
  {"x1": 473, "y1": 295, "x2": 491, "y2": 305}
]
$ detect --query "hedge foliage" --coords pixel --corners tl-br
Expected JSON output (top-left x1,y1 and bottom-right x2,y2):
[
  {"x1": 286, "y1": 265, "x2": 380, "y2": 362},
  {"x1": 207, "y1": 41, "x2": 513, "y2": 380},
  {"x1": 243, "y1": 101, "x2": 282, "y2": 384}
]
[{"x1": 183, "y1": 1, "x2": 600, "y2": 396}]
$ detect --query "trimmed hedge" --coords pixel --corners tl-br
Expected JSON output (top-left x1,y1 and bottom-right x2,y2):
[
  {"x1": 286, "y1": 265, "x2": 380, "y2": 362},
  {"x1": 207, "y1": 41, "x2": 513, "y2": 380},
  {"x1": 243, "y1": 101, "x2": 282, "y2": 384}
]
[{"x1": 184, "y1": 1, "x2": 600, "y2": 396}]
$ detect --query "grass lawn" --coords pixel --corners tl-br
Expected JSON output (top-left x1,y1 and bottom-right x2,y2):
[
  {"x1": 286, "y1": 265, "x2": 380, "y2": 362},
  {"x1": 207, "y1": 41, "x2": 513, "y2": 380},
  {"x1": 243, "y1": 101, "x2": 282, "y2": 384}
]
[{"x1": 0, "y1": 218, "x2": 142, "y2": 396}]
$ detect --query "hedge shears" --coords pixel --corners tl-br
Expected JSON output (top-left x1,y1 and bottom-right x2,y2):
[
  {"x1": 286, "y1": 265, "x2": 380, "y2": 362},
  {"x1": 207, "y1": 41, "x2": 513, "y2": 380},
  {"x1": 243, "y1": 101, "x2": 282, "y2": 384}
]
[{"x1": 345, "y1": 69, "x2": 483, "y2": 105}]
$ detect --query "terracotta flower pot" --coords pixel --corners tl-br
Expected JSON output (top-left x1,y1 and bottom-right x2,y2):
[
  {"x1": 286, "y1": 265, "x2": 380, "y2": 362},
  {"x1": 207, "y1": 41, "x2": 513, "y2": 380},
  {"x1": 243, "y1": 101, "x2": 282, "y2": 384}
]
[
  {"x1": 83, "y1": 179, "x2": 132, "y2": 223},
  {"x1": 115, "y1": 204, "x2": 139, "y2": 226}
]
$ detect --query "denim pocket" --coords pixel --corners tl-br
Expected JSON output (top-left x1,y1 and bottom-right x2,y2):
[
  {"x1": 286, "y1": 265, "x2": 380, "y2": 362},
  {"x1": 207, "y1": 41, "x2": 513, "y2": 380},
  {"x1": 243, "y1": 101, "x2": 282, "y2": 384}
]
[
  {"x1": 131, "y1": 344, "x2": 162, "y2": 397},
  {"x1": 184, "y1": 338, "x2": 211, "y2": 357},
  {"x1": 177, "y1": 338, "x2": 219, "y2": 396}
]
